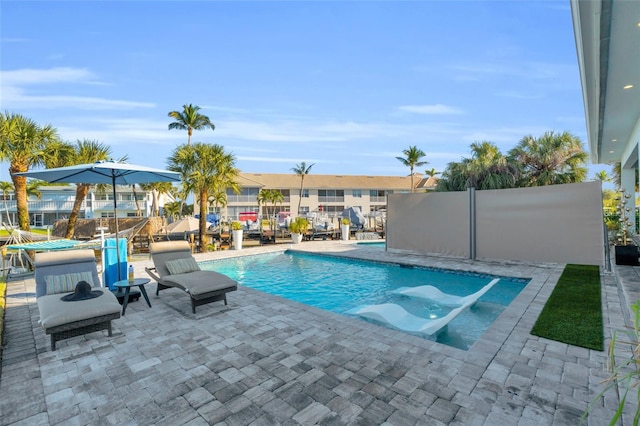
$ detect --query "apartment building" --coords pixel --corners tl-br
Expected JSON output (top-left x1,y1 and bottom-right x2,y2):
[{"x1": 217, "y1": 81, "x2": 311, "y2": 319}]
[
  {"x1": 4, "y1": 173, "x2": 436, "y2": 228},
  {"x1": 0, "y1": 185, "x2": 165, "y2": 228},
  {"x1": 207, "y1": 172, "x2": 437, "y2": 220}
]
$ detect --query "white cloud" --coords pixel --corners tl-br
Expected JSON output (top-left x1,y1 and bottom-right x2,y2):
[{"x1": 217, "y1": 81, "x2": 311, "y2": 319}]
[
  {"x1": 3, "y1": 91, "x2": 155, "y2": 110},
  {"x1": 219, "y1": 120, "x2": 397, "y2": 143},
  {"x1": 1, "y1": 67, "x2": 97, "y2": 85},
  {"x1": 56, "y1": 118, "x2": 174, "y2": 145},
  {"x1": 450, "y1": 61, "x2": 577, "y2": 85},
  {"x1": 397, "y1": 104, "x2": 463, "y2": 115},
  {"x1": 0, "y1": 67, "x2": 155, "y2": 110}
]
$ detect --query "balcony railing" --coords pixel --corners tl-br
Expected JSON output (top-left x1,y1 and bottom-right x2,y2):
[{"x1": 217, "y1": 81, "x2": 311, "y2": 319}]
[
  {"x1": 369, "y1": 196, "x2": 387, "y2": 203},
  {"x1": 318, "y1": 196, "x2": 345, "y2": 203},
  {"x1": 92, "y1": 200, "x2": 145, "y2": 211},
  {"x1": 0, "y1": 199, "x2": 148, "y2": 213},
  {"x1": 0, "y1": 200, "x2": 81, "y2": 212}
]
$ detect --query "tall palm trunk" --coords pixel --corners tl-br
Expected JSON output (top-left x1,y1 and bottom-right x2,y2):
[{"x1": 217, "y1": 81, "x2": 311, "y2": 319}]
[
  {"x1": 10, "y1": 167, "x2": 29, "y2": 230},
  {"x1": 132, "y1": 184, "x2": 142, "y2": 216},
  {"x1": 199, "y1": 188, "x2": 209, "y2": 252},
  {"x1": 410, "y1": 167, "x2": 414, "y2": 193},
  {"x1": 66, "y1": 184, "x2": 90, "y2": 238},
  {"x1": 151, "y1": 190, "x2": 159, "y2": 216},
  {"x1": 297, "y1": 177, "x2": 305, "y2": 214},
  {"x1": 2, "y1": 191, "x2": 11, "y2": 227}
]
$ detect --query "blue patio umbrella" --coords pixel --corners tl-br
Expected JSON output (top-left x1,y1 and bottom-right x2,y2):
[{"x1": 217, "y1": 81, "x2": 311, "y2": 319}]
[{"x1": 14, "y1": 160, "x2": 181, "y2": 281}]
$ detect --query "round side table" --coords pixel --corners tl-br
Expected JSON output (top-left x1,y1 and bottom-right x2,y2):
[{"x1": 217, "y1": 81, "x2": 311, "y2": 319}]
[{"x1": 113, "y1": 278, "x2": 151, "y2": 315}]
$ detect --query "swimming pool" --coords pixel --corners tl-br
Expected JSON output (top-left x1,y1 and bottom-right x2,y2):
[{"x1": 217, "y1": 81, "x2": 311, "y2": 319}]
[
  {"x1": 356, "y1": 241, "x2": 386, "y2": 247},
  {"x1": 200, "y1": 251, "x2": 529, "y2": 350}
]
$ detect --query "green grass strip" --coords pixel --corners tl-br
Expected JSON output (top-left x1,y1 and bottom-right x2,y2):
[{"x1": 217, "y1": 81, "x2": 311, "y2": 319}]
[{"x1": 531, "y1": 264, "x2": 603, "y2": 351}]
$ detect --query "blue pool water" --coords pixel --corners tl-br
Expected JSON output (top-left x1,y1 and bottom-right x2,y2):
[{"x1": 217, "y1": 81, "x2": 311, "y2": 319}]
[
  {"x1": 200, "y1": 251, "x2": 529, "y2": 350},
  {"x1": 356, "y1": 241, "x2": 386, "y2": 247}
]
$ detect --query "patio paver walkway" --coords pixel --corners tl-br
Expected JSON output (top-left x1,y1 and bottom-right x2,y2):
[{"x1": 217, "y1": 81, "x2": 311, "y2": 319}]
[{"x1": 0, "y1": 242, "x2": 632, "y2": 425}]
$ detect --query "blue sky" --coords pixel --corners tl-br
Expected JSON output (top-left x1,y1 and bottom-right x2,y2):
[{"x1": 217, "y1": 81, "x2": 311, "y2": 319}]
[{"x1": 0, "y1": 0, "x2": 609, "y2": 182}]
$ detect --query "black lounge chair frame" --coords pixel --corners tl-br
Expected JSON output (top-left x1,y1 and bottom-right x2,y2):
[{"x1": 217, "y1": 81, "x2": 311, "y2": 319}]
[
  {"x1": 146, "y1": 241, "x2": 238, "y2": 313},
  {"x1": 34, "y1": 250, "x2": 121, "y2": 350}
]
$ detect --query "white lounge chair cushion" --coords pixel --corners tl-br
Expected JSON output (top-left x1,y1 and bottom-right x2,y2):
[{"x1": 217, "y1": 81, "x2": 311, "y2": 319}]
[
  {"x1": 44, "y1": 271, "x2": 95, "y2": 295},
  {"x1": 161, "y1": 270, "x2": 237, "y2": 299},
  {"x1": 392, "y1": 278, "x2": 500, "y2": 307},
  {"x1": 37, "y1": 289, "x2": 121, "y2": 329}
]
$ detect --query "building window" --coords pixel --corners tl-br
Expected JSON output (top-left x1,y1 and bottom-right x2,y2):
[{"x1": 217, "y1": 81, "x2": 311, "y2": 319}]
[
  {"x1": 30, "y1": 213, "x2": 43, "y2": 227},
  {"x1": 353, "y1": 189, "x2": 362, "y2": 198},
  {"x1": 318, "y1": 190, "x2": 345, "y2": 203},
  {"x1": 300, "y1": 206, "x2": 310, "y2": 214},
  {"x1": 323, "y1": 205, "x2": 345, "y2": 214},
  {"x1": 101, "y1": 212, "x2": 115, "y2": 218},
  {"x1": 370, "y1": 189, "x2": 392, "y2": 202},
  {"x1": 279, "y1": 189, "x2": 290, "y2": 202},
  {"x1": 226, "y1": 187, "x2": 259, "y2": 203},
  {"x1": 302, "y1": 189, "x2": 309, "y2": 198}
]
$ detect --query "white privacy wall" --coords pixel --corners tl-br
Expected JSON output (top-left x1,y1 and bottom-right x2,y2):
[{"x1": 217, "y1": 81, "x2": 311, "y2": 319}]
[
  {"x1": 386, "y1": 191, "x2": 470, "y2": 258},
  {"x1": 387, "y1": 181, "x2": 605, "y2": 265}
]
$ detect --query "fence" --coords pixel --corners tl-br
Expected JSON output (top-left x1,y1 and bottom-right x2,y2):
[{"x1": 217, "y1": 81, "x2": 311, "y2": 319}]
[{"x1": 386, "y1": 181, "x2": 606, "y2": 266}]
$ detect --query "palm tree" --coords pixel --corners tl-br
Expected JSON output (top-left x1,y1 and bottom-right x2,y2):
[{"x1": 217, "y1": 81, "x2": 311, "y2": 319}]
[
  {"x1": 207, "y1": 189, "x2": 227, "y2": 216},
  {"x1": 140, "y1": 181, "x2": 175, "y2": 217},
  {"x1": 437, "y1": 141, "x2": 519, "y2": 191},
  {"x1": 26, "y1": 180, "x2": 43, "y2": 199},
  {"x1": 257, "y1": 189, "x2": 284, "y2": 231},
  {"x1": 168, "y1": 143, "x2": 240, "y2": 252},
  {"x1": 43, "y1": 140, "x2": 76, "y2": 168},
  {"x1": 396, "y1": 146, "x2": 428, "y2": 192},
  {"x1": 610, "y1": 162, "x2": 638, "y2": 192},
  {"x1": 0, "y1": 112, "x2": 60, "y2": 230},
  {"x1": 163, "y1": 201, "x2": 181, "y2": 222},
  {"x1": 594, "y1": 170, "x2": 610, "y2": 183},
  {"x1": 57, "y1": 140, "x2": 111, "y2": 238},
  {"x1": 424, "y1": 167, "x2": 440, "y2": 178},
  {"x1": 167, "y1": 104, "x2": 215, "y2": 146},
  {"x1": 291, "y1": 162, "x2": 314, "y2": 215},
  {"x1": 132, "y1": 184, "x2": 142, "y2": 216},
  {"x1": 0, "y1": 181, "x2": 13, "y2": 226},
  {"x1": 508, "y1": 131, "x2": 588, "y2": 186},
  {"x1": 168, "y1": 159, "x2": 195, "y2": 216}
]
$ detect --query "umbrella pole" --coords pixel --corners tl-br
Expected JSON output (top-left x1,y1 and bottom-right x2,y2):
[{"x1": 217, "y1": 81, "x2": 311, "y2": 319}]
[{"x1": 112, "y1": 174, "x2": 121, "y2": 281}]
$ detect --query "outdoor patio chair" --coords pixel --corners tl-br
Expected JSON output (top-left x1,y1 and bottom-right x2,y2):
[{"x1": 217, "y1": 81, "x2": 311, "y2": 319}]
[
  {"x1": 392, "y1": 278, "x2": 500, "y2": 307},
  {"x1": 347, "y1": 300, "x2": 474, "y2": 338},
  {"x1": 34, "y1": 249, "x2": 122, "y2": 350},
  {"x1": 146, "y1": 240, "x2": 238, "y2": 313}
]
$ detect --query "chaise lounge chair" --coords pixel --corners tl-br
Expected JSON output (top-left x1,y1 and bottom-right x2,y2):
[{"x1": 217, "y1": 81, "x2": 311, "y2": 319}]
[
  {"x1": 146, "y1": 241, "x2": 238, "y2": 313},
  {"x1": 391, "y1": 278, "x2": 500, "y2": 307},
  {"x1": 34, "y1": 249, "x2": 122, "y2": 350},
  {"x1": 347, "y1": 300, "x2": 474, "y2": 338}
]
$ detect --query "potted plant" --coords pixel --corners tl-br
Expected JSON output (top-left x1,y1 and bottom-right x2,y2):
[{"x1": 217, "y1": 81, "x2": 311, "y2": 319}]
[
  {"x1": 613, "y1": 188, "x2": 639, "y2": 265},
  {"x1": 289, "y1": 217, "x2": 309, "y2": 244},
  {"x1": 231, "y1": 221, "x2": 244, "y2": 250},
  {"x1": 340, "y1": 217, "x2": 350, "y2": 241}
]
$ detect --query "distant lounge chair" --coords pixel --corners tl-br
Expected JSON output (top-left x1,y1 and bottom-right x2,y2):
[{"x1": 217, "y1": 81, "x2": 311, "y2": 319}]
[
  {"x1": 391, "y1": 278, "x2": 500, "y2": 307},
  {"x1": 146, "y1": 241, "x2": 237, "y2": 313},
  {"x1": 347, "y1": 300, "x2": 474, "y2": 337},
  {"x1": 34, "y1": 249, "x2": 122, "y2": 350},
  {"x1": 260, "y1": 219, "x2": 275, "y2": 244}
]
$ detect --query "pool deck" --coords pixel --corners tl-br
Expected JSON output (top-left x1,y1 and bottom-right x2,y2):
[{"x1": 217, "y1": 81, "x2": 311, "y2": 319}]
[{"x1": 0, "y1": 241, "x2": 634, "y2": 425}]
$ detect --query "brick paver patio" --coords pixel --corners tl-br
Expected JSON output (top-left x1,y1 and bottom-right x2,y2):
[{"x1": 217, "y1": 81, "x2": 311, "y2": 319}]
[{"x1": 0, "y1": 242, "x2": 632, "y2": 425}]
